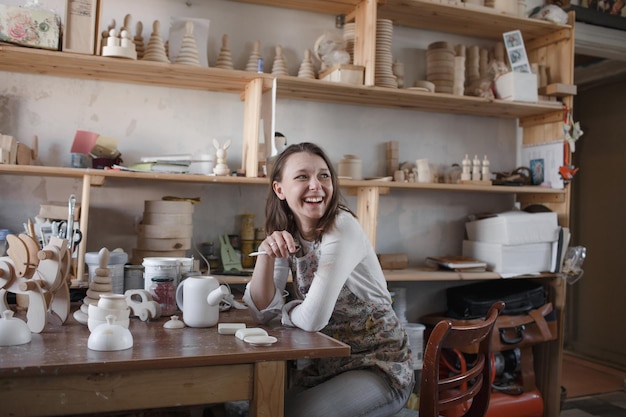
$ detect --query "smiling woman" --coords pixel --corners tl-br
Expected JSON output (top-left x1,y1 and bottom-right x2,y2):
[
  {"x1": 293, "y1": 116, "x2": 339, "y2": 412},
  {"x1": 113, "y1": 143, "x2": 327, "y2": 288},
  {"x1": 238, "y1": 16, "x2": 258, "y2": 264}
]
[{"x1": 242, "y1": 142, "x2": 415, "y2": 417}]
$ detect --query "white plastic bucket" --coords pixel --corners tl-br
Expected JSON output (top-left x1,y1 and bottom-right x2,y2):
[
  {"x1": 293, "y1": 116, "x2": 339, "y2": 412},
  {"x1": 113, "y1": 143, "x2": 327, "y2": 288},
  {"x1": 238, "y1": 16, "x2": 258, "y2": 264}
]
[
  {"x1": 405, "y1": 323, "x2": 425, "y2": 370},
  {"x1": 142, "y1": 257, "x2": 179, "y2": 291},
  {"x1": 85, "y1": 250, "x2": 129, "y2": 295}
]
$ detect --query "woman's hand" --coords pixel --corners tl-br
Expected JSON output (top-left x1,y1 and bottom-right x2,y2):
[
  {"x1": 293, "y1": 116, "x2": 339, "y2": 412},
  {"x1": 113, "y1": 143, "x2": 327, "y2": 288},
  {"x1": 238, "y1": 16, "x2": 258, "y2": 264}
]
[{"x1": 262, "y1": 231, "x2": 299, "y2": 258}]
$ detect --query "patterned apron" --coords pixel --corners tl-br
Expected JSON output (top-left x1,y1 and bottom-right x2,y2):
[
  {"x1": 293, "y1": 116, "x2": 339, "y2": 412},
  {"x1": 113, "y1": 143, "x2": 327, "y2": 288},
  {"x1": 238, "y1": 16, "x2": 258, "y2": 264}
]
[{"x1": 290, "y1": 242, "x2": 414, "y2": 392}]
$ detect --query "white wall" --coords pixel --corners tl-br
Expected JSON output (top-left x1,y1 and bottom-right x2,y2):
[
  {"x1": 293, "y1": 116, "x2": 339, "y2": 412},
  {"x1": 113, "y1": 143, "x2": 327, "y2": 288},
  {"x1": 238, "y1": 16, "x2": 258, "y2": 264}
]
[{"x1": 0, "y1": 0, "x2": 520, "y2": 319}]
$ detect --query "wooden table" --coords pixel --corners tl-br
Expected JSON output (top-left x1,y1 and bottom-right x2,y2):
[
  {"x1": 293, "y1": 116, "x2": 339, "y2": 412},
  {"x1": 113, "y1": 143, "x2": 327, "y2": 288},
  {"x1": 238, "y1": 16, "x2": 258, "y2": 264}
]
[{"x1": 0, "y1": 307, "x2": 350, "y2": 417}]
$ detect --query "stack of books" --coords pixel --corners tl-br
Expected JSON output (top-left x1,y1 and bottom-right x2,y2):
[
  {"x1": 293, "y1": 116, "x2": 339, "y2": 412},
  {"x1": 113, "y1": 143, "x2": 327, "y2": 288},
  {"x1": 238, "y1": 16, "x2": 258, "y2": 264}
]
[
  {"x1": 129, "y1": 155, "x2": 192, "y2": 173},
  {"x1": 425, "y1": 255, "x2": 488, "y2": 272}
]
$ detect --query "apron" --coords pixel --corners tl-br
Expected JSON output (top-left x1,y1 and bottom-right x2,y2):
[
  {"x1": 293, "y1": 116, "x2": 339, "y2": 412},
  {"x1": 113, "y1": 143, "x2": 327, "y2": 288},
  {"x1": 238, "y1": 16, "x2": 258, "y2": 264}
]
[{"x1": 290, "y1": 240, "x2": 414, "y2": 392}]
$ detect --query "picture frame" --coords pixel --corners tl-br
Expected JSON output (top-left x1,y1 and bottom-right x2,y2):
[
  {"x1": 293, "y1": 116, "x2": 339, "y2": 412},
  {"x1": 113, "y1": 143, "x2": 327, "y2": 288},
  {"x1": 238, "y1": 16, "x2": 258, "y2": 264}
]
[{"x1": 63, "y1": 0, "x2": 102, "y2": 55}]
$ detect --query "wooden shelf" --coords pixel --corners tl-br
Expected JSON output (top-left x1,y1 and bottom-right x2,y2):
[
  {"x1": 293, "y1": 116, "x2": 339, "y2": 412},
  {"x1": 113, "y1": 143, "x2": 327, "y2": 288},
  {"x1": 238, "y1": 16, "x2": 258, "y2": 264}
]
[
  {"x1": 0, "y1": 165, "x2": 566, "y2": 196},
  {"x1": 276, "y1": 76, "x2": 563, "y2": 119},
  {"x1": 384, "y1": 268, "x2": 559, "y2": 282},
  {"x1": 230, "y1": 0, "x2": 572, "y2": 42},
  {"x1": 0, "y1": 44, "x2": 564, "y2": 121},
  {"x1": 0, "y1": 44, "x2": 274, "y2": 94}
]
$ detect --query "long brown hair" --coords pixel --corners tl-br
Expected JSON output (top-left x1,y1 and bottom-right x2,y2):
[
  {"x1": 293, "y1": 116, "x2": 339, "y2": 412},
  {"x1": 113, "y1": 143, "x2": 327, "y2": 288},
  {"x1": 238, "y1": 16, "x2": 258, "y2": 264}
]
[{"x1": 265, "y1": 142, "x2": 354, "y2": 241}]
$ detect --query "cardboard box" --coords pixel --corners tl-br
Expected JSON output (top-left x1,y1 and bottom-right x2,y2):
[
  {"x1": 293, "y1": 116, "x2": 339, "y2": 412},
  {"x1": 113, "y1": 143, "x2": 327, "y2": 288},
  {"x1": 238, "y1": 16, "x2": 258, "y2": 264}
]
[
  {"x1": 495, "y1": 71, "x2": 538, "y2": 103},
  {"x1": 462, "y1": 240, "x2": 557, "y2": 276},
  {"x1": 320, "y1": 64, "x2": 365, "y2": 86},
  {"x1": 465, "y1": 211, "x2": 559, "y2": 245},
  {"x1": 39, "y1": 203, "x2": 81, "y2": 221},
  {"x1": 0, "y1": 5, "x2": 60, "y2": 50}
]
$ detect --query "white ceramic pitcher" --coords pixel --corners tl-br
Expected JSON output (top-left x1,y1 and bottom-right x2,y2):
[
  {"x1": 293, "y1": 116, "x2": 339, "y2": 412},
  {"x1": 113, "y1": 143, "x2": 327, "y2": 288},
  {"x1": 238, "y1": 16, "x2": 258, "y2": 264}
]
[{"x1": 175, "y1": 276, "x2": 229, "y2": 328}]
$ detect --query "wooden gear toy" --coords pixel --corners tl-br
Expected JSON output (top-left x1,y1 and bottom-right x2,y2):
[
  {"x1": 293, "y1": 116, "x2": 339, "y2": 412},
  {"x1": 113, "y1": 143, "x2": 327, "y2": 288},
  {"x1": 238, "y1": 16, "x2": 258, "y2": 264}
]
[{"x1": 0, "y1": 234, "x2": 71, "y2": 333}]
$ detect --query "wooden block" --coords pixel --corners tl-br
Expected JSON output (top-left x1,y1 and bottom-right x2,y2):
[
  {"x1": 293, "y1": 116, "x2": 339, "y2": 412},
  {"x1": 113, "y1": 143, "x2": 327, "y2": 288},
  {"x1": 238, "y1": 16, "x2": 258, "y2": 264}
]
[
  {"x1": 142, "y1": 212, "x2": 192, "y2": 225},
  {"x1": 137, "y1": 223, "x2": 193, "y2": 239},
  {"x1": 377, "y1": 253, "x2": 408, "y2": 270},
  {"x1": 0, "y1": 149, "x2": 9, "y2": 164},
  {"x1": 136, "y1": 237, "x2": 192, "y2": 251},
  {"x1": 538, "y1": 83, "x2": 577, "y2": 97},
  {"x1": 319, "y1": 64, "x2": 365, "y2": 86},
  {"x1": 16, "y1": 143, "x2": 33, "y2": 165},
  {"x1": 39, "y1": 203, "x2": 81, "y2": 220},
  {"x1": 0, "y1": 135, "x2": 17, "y2": 164},
  {"x1": 144, "y1": 200, "x2": 195, "y2": 214}
]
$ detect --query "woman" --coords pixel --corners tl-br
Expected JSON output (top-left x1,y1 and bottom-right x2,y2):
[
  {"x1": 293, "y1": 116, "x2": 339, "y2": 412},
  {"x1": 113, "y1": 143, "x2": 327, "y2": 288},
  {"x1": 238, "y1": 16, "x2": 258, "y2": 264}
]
[{"x1": 243, "y1": 142, "x2": 414, "y2": 417}]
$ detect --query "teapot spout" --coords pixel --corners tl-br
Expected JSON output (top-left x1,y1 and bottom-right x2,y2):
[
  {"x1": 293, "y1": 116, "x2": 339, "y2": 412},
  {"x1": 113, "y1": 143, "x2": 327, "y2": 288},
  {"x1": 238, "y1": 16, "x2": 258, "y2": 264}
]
[{"x1": 207, "y1": 285, "x2": 230, "y2": 306}]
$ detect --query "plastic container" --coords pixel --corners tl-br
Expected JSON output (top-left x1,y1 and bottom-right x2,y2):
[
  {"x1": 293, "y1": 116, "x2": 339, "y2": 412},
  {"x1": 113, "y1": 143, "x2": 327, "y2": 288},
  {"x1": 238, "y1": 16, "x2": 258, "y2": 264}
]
[
  {"x1": 0, "y1": 229, "x2": 10, "y2": 257},
  {"x1": 150, "y1": 277, "x2": 176, "y2": 316},
  {"x1": 85, "y1": 250, "x2": 129, "y2": 294},
  {"x1": 405, "y1": 323, "x2": 425, "y2": 370},
  {"x1": 124, "y1": 265, "x2": 145, "y2": 291},
  {"x1": 142, "y1": 257, "x2": 179, "y2": 291}
]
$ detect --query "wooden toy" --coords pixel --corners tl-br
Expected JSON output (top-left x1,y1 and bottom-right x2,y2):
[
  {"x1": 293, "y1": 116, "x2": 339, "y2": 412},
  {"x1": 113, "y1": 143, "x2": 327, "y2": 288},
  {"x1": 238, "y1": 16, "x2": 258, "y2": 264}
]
[
  {"x1": 142, "y1": 20, "x2": 170, "y2": 63},
  {"x1": 102, "y1": 28, "x2": 138, "y2": 60},
  {"x1": 0, "y1": 234, "x2": 71, "y2": 333},
  {"x1": 216, "y1": 34, "x2": 235, "y2": 70},
  {"x1": 174, "y1": 21, "x2": 201, "y2": 66},
  {"x1": 134, "y1": 21, "x2": 145, "y2": 60},
  {"x1": 245, "y1": 40, "x2": 262, "y2": 72},
  {"x1": 271, "y1": 45, "x2": 288, "y2": 76},
  {"x1": 212, "y1": 139, "x2": 231, "y2": 176},
  {"x1": 297, "y1": 49, "x2": 316, "y2": 79},
  {"x1": 73, "y1": 247, "x2": 114, "y2": 325}
]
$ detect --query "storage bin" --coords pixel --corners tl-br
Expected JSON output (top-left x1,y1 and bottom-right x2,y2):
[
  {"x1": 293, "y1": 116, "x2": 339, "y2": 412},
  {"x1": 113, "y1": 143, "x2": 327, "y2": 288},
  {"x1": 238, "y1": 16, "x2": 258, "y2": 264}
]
[
  {"x1": 465, "y1": 211, "x2": 558, "y2": 245},
  {"x1": 85, "y1": 250, "x2": 129, "y2": 294}
]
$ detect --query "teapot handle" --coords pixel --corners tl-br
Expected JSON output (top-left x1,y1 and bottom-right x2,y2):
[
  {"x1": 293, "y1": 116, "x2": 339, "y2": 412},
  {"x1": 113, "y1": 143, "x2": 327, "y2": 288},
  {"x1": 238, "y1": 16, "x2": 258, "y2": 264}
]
[{"x1": 175, "y1": 280, "x2": 185, "y2": 311}]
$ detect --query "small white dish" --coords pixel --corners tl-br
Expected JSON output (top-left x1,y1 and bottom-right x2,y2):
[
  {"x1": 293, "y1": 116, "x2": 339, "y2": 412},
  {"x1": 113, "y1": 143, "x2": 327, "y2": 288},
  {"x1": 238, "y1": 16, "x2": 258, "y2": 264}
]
[
  {"x1": 235, "y1": 327, "x2": 268, "y2": 340},
  {"x1": 244, "y1": 335, "x2": 277, "y2": 346}
]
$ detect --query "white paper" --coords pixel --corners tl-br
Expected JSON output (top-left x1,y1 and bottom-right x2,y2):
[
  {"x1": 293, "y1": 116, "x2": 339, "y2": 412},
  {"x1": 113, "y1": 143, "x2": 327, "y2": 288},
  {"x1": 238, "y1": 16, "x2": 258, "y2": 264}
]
[{"x1": 521, "y1": 140, "x2": 565, "y2": 189}]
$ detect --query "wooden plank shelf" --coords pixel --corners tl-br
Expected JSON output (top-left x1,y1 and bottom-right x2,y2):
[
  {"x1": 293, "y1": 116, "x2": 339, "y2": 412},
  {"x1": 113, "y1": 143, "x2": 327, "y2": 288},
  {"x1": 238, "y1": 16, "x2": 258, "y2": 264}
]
[
  {"x1": 0, "y1": 44, "x2": 564, "y2": 121},
  {"x1": 230, "y1": 0, "x2": 572, "y2": 42},
  {"x1": 384, "y1": 268, "x2": 558, "y2": 282},
  {"x1": 275, "y1": 76, "x2": 564, "y2": 119},
  {"x1": 0, "y1": 43, "x2": 274, "y2": 94},
  {"x1": 0, "y1": 165, "x2": 566, "y2": 196}
]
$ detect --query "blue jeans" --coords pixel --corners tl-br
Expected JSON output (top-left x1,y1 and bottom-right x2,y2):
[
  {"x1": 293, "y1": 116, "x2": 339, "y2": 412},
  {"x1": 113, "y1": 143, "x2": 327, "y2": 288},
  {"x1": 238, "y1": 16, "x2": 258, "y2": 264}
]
[{"x1": 284, "y1": 369, "x2": 414, "y2": 417}]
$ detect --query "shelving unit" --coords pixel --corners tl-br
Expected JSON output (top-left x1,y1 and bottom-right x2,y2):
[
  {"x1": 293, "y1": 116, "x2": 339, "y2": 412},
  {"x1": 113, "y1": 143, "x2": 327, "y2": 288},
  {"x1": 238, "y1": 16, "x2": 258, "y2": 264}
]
[{"x1": 0, "y1": 1, "x2": 576, "y2": 415}]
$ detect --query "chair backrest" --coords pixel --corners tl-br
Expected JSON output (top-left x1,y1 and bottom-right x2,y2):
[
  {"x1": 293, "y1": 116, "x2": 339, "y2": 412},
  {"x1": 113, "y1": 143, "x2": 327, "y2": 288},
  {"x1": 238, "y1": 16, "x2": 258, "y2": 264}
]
[{"x1": 419, "y1": 301, "x2": 504, "y2": 417}]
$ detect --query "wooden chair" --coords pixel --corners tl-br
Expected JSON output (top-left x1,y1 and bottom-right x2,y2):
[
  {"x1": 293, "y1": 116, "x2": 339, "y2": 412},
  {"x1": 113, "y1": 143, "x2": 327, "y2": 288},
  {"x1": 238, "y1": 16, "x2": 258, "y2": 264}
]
[{"x1": 418, "y1": 301, "x2": 504, "y2": 417}]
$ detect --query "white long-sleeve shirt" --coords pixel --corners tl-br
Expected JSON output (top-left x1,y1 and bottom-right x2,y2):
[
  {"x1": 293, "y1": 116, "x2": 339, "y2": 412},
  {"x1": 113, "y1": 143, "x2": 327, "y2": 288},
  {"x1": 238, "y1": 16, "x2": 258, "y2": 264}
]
[{"x1": 243, "y1": 211, "x2": 392, "y2": 331}]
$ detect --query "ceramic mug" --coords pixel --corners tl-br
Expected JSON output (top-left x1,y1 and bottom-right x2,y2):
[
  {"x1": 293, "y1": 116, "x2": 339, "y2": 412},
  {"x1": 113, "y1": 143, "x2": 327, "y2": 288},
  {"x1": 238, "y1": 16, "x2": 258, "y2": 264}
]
[{"x1": 175, "y1": 276, "x2": 229, "y2": 328}]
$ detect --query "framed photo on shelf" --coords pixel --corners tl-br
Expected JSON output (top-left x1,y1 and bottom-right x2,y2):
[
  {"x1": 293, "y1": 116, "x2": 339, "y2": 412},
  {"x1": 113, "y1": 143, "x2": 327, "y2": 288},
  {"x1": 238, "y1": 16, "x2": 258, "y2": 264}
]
[{"x1": 63, "y1": 0, "x2": 102, "y2": 55}]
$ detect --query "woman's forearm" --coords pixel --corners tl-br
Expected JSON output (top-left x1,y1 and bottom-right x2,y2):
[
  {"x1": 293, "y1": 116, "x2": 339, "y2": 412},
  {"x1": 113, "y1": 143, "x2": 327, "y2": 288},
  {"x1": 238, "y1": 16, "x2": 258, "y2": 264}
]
[{"x1": 248, "y1": 255, "x2": 277, "y2": 310}]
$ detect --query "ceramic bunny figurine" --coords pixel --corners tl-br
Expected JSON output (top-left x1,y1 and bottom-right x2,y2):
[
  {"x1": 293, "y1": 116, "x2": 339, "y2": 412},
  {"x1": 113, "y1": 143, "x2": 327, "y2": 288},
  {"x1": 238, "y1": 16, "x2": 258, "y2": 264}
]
[{"x1": 213, "y1": 139, "x2": 231, "y2": 176}]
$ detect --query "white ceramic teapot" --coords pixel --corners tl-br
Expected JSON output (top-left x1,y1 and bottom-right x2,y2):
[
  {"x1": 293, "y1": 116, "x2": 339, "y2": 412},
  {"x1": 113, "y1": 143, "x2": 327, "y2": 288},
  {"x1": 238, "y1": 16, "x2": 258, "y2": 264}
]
[{"x1": 176, "y1": 276, "x2": 229, "y2": 328}]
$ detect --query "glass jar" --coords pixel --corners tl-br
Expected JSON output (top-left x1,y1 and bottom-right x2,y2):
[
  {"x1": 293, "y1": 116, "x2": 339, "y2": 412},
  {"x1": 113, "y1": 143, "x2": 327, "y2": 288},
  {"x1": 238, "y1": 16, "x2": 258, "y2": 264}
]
[{"x1": 150, "y1": 277, "x2": 176, "y2": 316}]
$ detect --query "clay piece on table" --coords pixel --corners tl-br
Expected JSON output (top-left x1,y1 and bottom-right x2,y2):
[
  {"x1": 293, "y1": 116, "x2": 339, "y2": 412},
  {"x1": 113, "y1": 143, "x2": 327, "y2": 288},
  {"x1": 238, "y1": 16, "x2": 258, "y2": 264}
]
[
  {"x1": 134, "y1": 21, "x2": 145, "y2": 60},
  {"x1": 271, "y1": 45, "x2": 289, "y2": 76},
  {"x1": 245, "y1": 40, "x2": 262, "y2": 72},
  {"x1": 216, "y1": 34, "x2": 234, "y2": 70},
  {"x1": 174, "y1": 21, "x2": 201, "y2": 66},
  {"x1": 164, "y1": 315, "x2": 185, "y2": 329},
  {"x1": 142, "y1": 20, "x2": 170, "y2": 63},
  {"x1": 297, "y1": 49, "x2": 316, "y2": 79}
]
